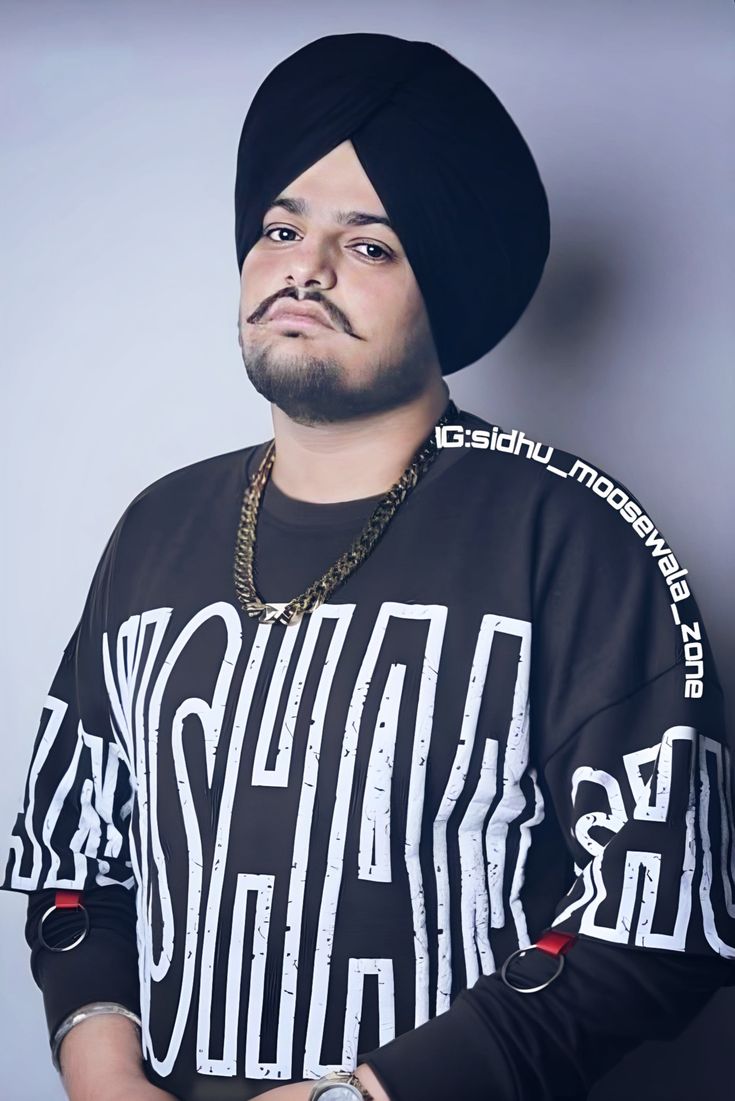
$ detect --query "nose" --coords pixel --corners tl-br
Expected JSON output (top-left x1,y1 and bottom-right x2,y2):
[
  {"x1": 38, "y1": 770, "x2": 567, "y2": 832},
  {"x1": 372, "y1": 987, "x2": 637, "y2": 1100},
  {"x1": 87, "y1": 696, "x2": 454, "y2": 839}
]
[{"x1": 283, "y1": 233, "x2": 337, "y2": 292}]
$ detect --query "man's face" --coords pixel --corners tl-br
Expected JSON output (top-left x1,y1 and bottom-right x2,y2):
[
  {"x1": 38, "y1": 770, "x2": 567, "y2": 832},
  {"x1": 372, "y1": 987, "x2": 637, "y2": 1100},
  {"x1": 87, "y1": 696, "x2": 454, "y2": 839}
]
[{"x1": 238, "y1": 139, "x2": 441, "y2": 425}]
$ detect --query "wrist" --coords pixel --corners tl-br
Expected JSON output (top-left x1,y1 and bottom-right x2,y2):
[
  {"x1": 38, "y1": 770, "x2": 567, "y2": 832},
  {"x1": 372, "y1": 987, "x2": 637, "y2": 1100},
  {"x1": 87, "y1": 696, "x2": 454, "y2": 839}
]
[
  {"x1": 308, "y1": 1067, "x2": 385, "y2": 1101},
  {"x1": 63, "y1": 1060, "x2": 150, "y2": 1101},
  {"x1": 356, "y1": 1063, "x2": 391, "y2": 1101},
  {"x1": 57, "y1": 1007, "x2": 144, "y2": 1089},
  {"x1": 62, "y1": 1066, "x2": 151, "y2": 1101},
  {"x1": 98, "y1": 1066, "x2": 153, "y2": 1101}
]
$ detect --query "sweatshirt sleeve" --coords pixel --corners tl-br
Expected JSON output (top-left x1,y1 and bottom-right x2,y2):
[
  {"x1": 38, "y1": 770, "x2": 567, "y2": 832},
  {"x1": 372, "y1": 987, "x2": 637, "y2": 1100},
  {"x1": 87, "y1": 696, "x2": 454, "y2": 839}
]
[
  {"x1": 360, "y1": 936, "x2": 734, "y2": 1101},
  {"x1": 360, "y1": 465, "x2": 735, "y2": 1100},
  {"x1": 25, "y1": 885, "x2": 141, "y2": 1041},
  {"x1": 529, "y1": 466, "x2": 735, "y2": 961},
  {"x1": 1, "y1": 509, "x2": 141, "y2": 1042}
]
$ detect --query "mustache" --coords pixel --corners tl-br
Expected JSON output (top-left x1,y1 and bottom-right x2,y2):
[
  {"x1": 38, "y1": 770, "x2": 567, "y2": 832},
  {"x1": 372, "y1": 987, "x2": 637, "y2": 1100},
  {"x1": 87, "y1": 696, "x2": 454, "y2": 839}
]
[{"x1": 245, "y1": 286, "x2": 362, "y2": 339}]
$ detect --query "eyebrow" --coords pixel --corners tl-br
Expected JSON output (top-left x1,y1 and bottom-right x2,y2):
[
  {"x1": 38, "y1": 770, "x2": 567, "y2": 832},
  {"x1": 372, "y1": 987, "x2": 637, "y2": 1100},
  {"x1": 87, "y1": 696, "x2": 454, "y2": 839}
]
[{"x1": 266, "y1": 195, "x2": 396, "y2": 232}]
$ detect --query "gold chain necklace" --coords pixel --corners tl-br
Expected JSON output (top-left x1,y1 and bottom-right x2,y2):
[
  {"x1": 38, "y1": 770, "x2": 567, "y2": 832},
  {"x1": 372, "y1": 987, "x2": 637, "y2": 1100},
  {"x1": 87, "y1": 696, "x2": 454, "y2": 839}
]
[{"x1": 233, "y1": 398, "x2": 459, "y2": 626}]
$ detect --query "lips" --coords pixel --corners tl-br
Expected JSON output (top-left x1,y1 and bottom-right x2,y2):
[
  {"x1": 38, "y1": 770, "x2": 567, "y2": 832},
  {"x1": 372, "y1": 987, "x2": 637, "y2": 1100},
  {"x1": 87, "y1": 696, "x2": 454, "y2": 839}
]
[{"x1": 265, "y1": 301, "x2": 334, "y2": 329}]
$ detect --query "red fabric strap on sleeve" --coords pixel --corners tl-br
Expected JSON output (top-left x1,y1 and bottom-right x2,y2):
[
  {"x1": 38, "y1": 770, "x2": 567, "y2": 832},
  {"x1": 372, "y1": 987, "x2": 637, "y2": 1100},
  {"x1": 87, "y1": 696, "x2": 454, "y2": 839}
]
[
  {"x1": 54, "y1": 890, "x2": 83, "y2": 910},
  {"x1": 536, "y1": 930, "x2": 576, "y2": 956}
]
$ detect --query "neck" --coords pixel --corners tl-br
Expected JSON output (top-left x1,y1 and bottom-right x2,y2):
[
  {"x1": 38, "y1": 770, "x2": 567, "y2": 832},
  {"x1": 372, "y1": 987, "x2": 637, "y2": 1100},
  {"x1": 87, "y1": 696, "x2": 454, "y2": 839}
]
[{"x1": 269, "y1": 380, "x2": 451, "y2": 503}]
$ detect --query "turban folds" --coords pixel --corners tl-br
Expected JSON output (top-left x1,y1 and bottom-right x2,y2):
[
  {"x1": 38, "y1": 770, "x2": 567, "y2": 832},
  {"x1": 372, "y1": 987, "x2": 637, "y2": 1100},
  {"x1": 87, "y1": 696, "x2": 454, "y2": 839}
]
[{"x1": 235, "y1": 33, "x2": 550, "y2": 375}]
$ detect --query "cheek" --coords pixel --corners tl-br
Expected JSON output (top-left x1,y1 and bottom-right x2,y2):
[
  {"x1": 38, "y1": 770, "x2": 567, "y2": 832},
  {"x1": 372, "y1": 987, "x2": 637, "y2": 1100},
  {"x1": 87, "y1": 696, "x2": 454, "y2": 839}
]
[
  {"x1": 240, "y1": 248, "x2": 271, "y2": 307},
  {"x1": 396, "y1": 266, "x2": 433, "y2": 344},
  {"x1": 374, "y1": 271, "x2": 428, "y2": 337}
]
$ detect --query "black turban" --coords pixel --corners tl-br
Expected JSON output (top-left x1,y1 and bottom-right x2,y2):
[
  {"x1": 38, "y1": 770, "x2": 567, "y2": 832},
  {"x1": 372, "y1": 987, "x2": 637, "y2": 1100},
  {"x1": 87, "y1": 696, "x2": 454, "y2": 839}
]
[{"x1": 234, "y1": 33, "x2": 550, "y2": 375}]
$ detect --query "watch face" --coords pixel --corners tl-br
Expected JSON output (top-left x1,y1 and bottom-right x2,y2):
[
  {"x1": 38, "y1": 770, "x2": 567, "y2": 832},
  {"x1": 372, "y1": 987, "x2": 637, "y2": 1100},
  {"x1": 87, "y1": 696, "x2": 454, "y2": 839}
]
[{"x1": 319, "y1": 1087, "x2": 362, "y2": 1101}]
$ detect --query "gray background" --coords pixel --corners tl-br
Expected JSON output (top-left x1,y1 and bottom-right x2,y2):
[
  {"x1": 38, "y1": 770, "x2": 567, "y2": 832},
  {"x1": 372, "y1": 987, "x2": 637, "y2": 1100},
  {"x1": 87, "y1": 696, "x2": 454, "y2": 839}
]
[{"x1": 1, "y1": 1, "x2": 733, "y2": 1097}]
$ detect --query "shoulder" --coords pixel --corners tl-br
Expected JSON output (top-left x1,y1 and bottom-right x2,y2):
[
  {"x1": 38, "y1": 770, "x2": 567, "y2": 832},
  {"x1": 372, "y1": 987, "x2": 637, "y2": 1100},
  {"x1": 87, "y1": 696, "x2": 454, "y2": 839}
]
[
  {"x1": 130, "y1": 444, "x2": 257, "y2": 506},
  {"x1": 455, "y1": 410, "x2": 694, "y2": 627},
  {"x1": 458, "y1": 408, "x2": 673, "y2": 556},
  {"x1": 112, "y1": 442, "x2": 264, "y2": 548}
]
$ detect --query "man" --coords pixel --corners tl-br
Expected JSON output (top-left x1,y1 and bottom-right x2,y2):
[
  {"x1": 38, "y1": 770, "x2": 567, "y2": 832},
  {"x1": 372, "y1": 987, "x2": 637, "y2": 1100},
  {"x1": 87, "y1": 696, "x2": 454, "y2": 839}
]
[{"x1": 3, "y1": 31, "x2": 734, "y2": 1101}]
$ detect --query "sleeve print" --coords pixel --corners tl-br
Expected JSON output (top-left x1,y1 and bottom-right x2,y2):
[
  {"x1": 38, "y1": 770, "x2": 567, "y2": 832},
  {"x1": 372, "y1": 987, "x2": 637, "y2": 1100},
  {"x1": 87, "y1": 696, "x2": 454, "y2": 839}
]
[
  {"x1": 1, "y1": 519, "x2": 136, "y2": 894},
  {"x1": 531, "y1": 473, "x2": 735, "y2": 960},
  {"x1": 542, "y1": 660, "x2": 735, "y2": 958}
]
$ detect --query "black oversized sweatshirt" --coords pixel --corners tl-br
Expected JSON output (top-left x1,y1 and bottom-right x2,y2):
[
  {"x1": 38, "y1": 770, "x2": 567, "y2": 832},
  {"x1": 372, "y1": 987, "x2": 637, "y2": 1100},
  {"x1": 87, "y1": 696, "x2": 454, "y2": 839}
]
[{"x1": 4, "y1": 405, "x2": 735, "y2": 1101}]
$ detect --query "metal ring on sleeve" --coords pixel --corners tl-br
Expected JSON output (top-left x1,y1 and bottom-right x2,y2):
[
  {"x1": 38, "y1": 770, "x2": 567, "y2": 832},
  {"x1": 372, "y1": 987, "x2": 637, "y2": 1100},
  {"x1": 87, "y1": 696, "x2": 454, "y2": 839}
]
[
  {"x1": 500, "y1": 930, "x2": 576, "y2": 993},
  {"x1": 38, "y1": 890, "x2": 90, "y2": 952}
]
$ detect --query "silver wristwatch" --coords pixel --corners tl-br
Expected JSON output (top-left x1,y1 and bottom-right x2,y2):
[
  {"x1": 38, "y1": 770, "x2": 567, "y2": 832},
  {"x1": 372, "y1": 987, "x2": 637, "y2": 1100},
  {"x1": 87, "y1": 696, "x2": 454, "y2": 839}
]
[{"x1": 308, "y1": 1069, "x2": 374, "y2": 1100}]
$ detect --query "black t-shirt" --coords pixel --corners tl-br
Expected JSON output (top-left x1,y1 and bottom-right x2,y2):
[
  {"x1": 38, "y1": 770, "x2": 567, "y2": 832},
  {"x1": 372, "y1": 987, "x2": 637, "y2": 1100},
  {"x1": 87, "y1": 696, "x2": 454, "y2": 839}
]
[{"x1": 3, "y1": 406, "x2": 734, "y2": 1100}]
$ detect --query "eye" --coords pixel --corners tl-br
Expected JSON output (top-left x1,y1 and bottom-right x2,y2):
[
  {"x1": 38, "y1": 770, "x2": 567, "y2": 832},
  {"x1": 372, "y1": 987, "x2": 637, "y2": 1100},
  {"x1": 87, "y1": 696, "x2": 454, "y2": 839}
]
[
  {"x1": 263, "y1": 226, "x2": 300, "y2": 243},
  {"x1": 261, "y1": 225, "x2": 394, "y2": 263},
  {"x1": 352, "y1": 241, "x2": 393, "y2": 263}
]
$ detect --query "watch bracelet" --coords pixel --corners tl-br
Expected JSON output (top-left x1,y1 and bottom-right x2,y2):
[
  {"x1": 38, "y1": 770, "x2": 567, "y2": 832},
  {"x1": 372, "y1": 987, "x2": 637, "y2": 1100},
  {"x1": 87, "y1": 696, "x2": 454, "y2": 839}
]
[
  {"x1": 51, "y1": 1001, "x2": 142, "y2": 1072},
  {"x1": 309, "y1": 1069, "x2": 374, "y2": 1100}
]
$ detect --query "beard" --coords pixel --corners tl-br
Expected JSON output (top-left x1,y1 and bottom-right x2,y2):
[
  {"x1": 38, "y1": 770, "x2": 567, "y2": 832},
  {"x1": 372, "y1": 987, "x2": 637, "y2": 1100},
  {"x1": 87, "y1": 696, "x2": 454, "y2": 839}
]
[{"x1": 238, "y1": 322, "x2": 435, "y2": 426}]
